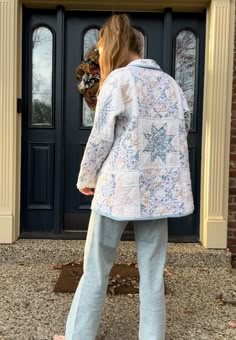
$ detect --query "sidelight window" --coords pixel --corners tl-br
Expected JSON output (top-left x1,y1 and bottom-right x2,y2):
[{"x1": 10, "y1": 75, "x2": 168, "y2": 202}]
[
  {"x1": 174, "y1": 30, "x2": 197, "y2": 129},
  {"x1": 31, "y1": 26, "x2": 54, "y2": 127}
]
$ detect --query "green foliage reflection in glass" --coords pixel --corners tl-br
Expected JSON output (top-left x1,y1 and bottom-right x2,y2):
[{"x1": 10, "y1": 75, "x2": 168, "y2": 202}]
[{"x1": 32, "y1": 27, "x2": 53, "y2": 126}]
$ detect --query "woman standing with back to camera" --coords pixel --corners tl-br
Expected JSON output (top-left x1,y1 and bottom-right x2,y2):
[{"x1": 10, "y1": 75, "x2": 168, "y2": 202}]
[{"x1": 54, "y1": 13, "x2": 193, "y2": 340}]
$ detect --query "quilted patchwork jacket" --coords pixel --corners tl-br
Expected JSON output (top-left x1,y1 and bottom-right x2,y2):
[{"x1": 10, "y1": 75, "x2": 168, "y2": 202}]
[{"x1": 77, "y1": 59, "x2": 194, "y2": 220}]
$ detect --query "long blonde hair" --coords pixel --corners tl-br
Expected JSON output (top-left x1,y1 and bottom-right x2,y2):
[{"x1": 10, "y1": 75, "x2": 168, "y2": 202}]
[{"x1": 98, "y1": 14, "x2": 143, "y2": 89}]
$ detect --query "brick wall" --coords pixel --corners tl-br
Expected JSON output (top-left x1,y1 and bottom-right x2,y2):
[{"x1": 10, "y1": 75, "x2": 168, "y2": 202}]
[{"x1": 229, "y1": 13, "x2": 236, "y2": 267}]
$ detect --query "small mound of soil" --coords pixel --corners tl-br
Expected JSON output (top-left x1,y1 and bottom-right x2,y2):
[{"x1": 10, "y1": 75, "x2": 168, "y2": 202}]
[{"x1": 53, "y1": 262, "x2": 140, "y2": 295}]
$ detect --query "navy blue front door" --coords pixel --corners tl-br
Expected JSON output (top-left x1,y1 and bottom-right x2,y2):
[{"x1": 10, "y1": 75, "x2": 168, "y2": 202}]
[{"x1": 21, "y1": 8, "x2": 205, "y2": 241}]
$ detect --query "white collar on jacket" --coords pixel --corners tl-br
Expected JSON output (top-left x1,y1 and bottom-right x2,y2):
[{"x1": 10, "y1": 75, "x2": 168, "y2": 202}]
[{"x1": 127, "y1": 58, "x2": 162, "y2": 71}]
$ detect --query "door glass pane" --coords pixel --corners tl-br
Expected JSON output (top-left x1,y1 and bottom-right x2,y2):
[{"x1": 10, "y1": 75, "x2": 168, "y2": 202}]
[
  {"x1": 32, "y1": 27, "x2": 53, "y2": 127},
  {"x1": 82, "y1": 29, "x2": 99, "y2": 127},
  {"x1": 175, "y1": 30, "x2": 197, "y2": 128},
  {"x1": 134, "y1": 28, "x2": 145, "y2": 58},
  {"x1": 83, "y1": 29, "x2": 99, "y2": 58},
  {"x1": 81, "y1": 28, "x2": 145, "y2": 127}
]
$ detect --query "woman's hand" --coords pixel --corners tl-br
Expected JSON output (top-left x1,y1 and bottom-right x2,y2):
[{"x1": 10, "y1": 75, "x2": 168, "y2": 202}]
[{"x1": 79, "y1": 187, "x2": 94, "y2": 195}]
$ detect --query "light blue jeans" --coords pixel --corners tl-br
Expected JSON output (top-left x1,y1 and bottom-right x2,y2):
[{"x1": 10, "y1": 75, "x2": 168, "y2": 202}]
[{"x1": 65, "y1": 211, "x2": 168, "y2": 340}]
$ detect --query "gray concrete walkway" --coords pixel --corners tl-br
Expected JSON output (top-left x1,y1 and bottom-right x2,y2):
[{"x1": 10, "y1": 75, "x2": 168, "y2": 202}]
[{"x1": 0, "y1": 239, "x2": 235, "y2": 340}]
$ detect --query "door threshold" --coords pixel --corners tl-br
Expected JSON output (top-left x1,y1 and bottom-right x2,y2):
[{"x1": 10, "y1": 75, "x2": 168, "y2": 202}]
[{"x1": 20, "y1": 231, "x2": 199, "y2": 242}]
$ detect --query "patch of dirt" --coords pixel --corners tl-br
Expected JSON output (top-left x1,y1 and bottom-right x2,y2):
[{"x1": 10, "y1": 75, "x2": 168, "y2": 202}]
[{"x1": 53, "y1": 262, "x2": 140, "y2": 295}]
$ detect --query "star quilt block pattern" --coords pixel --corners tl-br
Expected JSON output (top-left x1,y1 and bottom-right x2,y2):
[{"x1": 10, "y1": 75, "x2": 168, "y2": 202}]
[{"x1": 141, "y1": 121, "x2": 179, "y2": 167}]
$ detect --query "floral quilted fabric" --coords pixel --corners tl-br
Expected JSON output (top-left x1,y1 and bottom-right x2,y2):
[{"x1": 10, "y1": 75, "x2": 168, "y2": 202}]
[{"x1": 77, "y1": 59, "x2": 194, "y2": 220}]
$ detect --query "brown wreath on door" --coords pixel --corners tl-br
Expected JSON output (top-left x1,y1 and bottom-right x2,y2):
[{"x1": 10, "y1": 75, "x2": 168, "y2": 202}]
[{"x1": 75, "y1": 46, "x2": 100, "y2": 111}]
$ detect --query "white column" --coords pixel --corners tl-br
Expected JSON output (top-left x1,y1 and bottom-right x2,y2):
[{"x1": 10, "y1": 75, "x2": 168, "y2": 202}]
[
  {"x1": 0, "y1": 0, "x2": 21, "y2": 242},
  {"x1": 200, "y1": 0, "x2": 235, "y2": 248}
]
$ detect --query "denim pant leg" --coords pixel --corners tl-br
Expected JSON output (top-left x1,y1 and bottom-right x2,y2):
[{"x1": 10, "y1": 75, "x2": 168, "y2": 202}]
[
  {"x1": 65, "y1": 211, "x2": 127, "y2": 340},
  {"x1": 133, "y1": 218, "x2": 168, "y2": 340}
]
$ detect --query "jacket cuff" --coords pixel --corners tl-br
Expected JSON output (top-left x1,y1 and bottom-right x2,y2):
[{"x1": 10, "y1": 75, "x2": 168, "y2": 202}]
[{"x1": 76, "y1": 175, "x2": 97, "y2": 190}]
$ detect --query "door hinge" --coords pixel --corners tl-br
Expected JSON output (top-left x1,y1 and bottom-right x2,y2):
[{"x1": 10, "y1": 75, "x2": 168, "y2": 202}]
[{"x1": 17, "y1": 98, "x2": 22, "y2": 114}]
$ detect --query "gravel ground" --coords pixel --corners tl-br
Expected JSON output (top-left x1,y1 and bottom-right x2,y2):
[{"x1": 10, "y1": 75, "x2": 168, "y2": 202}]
[{"x1": 0, "y1": 239, "x2": 235, "y2": 340}]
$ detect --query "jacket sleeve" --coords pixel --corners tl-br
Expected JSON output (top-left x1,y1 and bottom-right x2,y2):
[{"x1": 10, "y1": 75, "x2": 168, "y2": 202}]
[{"x1": 76, "y1": 74, "x2": 125, "y2": 189}]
